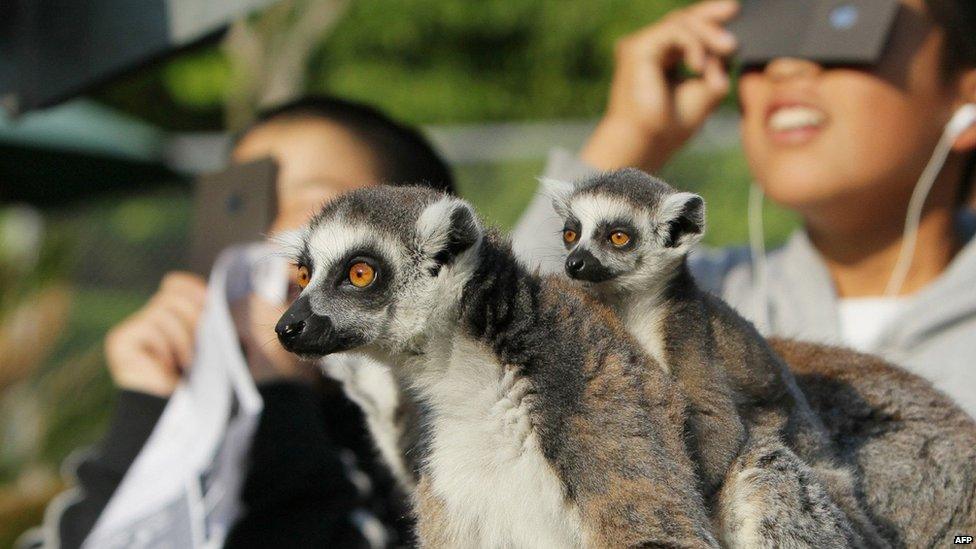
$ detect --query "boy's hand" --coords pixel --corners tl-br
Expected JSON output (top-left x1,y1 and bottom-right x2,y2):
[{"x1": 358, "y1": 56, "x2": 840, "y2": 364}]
[
  {"x1": 105, "y1": 272, "x2": 207, "y2": 397},
  {"x1": 581, "y1": 0, "x2": 739, "y2": 174}
]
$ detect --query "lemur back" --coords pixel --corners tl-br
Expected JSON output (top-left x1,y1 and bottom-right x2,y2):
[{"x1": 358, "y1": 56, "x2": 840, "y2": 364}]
[
  {"x1": 553, "y1": 168, "x2": 887, "y2": 547},
  {"x1": 274, "y1": 186, "x2": 719, "y2": 547},
  {"x1": 772, "y1": 338, "x2": 976, "y2": 547}
]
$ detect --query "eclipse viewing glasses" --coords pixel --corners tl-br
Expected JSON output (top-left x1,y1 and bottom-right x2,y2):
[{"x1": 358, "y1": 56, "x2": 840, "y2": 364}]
[{"x1": 728, "y1": 0, "x2": 901, "y2": 68}]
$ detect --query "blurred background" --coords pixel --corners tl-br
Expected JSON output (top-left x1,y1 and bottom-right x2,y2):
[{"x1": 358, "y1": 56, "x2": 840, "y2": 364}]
[{"x1": 0, "y1": 0, "x2": 799, "y2": 543}]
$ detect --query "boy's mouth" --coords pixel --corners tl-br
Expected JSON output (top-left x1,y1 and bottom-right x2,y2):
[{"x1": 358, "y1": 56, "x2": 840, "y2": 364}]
[{"x1": 765, "y1": 103, "x2": 827, "y2": 145}]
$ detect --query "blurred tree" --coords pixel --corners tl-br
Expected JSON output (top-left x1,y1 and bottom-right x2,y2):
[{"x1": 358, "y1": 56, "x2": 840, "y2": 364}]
[{"x1": 314, "y1": 0, "x2": 691, "y2": 124}]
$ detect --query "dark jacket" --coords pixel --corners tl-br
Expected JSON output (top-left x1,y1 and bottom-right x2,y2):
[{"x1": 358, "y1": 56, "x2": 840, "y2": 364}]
[{"x1": 26, "y1": 379, "x2": 413, "y2": 548}]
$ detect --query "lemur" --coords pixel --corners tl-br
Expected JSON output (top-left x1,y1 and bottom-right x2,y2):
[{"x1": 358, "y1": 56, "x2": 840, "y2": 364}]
[
  {"x1": 551, "y1": 168, "x2": 886, "y2": 547},
  {"x1": 274, "y1": 186, "x2": 720, "y2": 547}
]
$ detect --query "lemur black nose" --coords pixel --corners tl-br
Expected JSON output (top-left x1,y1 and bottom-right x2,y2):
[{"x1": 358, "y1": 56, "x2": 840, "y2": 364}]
[
  {"x1": 567, "y1": 256, "x2": 586, "y2": 274},
  {"x1": 276, "y1": 294, "x2": 315, "y2": 349},
  {"x1": 275, "y1": 320, "x2": 305, "y2": 343}
]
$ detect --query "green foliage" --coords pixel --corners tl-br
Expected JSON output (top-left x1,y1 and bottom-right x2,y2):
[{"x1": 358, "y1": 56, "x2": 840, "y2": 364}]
[
  {"x1": 163, "y1": 49, "x2": 233, "y2": 109},
  {"x1": 100, "y1": 0, "x2": 696, "y2": 129},
  {"x1": 312, "y1": 0, "x2": 685, "y2": 124},
  {"x1": 306, "y1": 0, "x2": 696, "y2": 124},
  {"x1": 454, "y1": 159, "x2": 546, "y2": 230}
]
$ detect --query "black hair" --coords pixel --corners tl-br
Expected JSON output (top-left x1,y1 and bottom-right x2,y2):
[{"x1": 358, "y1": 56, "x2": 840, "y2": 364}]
[
  {"x1": 239, "y1": 96, "x2": 456, "y2": 195},
  {"x1": 926, "y1": 0, "x2": 976, "y2": 203},
  {"x1": 926, "y1": 0, "x2": 976, "y2": 80}
]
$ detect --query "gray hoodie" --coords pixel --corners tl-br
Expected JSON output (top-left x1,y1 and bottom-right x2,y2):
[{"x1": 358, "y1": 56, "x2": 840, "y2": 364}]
[{"x1": 512, "y1": 149, "x2": 976, "y2": 418}]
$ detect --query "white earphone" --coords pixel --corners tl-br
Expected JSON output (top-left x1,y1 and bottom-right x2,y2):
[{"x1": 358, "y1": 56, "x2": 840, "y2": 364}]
[
  {"x1": 884, "y1": 102, "x2": 976, "y2": 296},
  {"x1": 946, "y1": 103, "x2": 976, "y2": 138}
]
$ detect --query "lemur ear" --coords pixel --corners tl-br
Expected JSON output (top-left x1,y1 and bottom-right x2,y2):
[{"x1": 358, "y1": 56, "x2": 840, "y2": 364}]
[
  {"x1": 416, "y1": 196, "x2": 482, "y2": 275},
  {"x1": 542, "y1": 177, "x2": 577, "y2": 217},
  {"x1": 657, "y1": 192, "x2": 705, "y2": 248}
]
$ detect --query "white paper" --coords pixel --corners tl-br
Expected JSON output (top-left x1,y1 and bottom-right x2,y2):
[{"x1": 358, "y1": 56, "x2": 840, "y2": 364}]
[{"x1": 83, "y1": 243, "x2": 281, "y2": 549}]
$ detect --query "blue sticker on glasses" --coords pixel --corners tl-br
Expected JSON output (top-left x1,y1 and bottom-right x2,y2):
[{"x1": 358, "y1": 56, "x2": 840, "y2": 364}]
[{"x1": 830, "y1": 4, "x2": 859, "y2": 30}]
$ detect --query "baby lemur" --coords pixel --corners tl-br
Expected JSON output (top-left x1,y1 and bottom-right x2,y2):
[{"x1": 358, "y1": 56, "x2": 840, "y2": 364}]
[
  {"x1": 275, "y1": 186, "x2": 718, "y2": 547},
  {"x1": 552, "y1": 168, "x2": 885, "y2": 547}
]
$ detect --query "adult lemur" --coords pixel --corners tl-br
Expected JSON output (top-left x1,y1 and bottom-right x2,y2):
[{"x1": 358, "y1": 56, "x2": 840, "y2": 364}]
[
  {"x1": 552, "y1": 168, "x2": 976, "y2": 547},
  {"x1": 274, "y1": 186, "x2": 718, "y2": 547}
]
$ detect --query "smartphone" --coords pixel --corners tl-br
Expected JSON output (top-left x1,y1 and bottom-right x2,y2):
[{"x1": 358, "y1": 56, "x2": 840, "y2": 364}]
[{"x1": 189, "y1": 157, "x2": 279, "y2": 276}]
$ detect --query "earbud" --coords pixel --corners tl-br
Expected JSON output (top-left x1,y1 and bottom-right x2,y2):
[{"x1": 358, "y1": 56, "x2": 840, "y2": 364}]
[{"x1": 946, "y1": 103, "x2": 976, "y2": 140}]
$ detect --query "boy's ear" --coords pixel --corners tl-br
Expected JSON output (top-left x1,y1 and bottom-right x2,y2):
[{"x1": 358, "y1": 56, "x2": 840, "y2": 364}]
[
  {"x1": 541, "y1": 177, "x2": 577, "y2": 217},
  {"x1": 657, "y1": 192, "x2": 705, "y2": 248},
  {"x1": 416, "y1": 196, "x2": 482, "y2": 275}
]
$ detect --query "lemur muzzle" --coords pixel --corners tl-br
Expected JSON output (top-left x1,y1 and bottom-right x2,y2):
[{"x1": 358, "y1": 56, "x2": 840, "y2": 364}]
[{"x1": 276, "y1": 295, "x2": 334, "y2": 353}]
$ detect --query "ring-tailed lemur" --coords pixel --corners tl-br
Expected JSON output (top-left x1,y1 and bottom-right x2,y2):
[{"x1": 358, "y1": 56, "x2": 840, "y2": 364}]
[
  {"x1": 274, "y1": 186, "x2": 719, "y2": 547},
  {"x1": 552, "y1": 168, "x2": 886, "y2": 547}
]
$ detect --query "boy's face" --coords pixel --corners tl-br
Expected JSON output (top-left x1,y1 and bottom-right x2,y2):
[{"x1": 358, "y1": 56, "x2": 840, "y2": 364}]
[
  {"x1": 737, "y1": 0, "x2": 965, "y2": 233},
  {"x1": 232, "y1": 118, "x2": 382, "y2": 233}
]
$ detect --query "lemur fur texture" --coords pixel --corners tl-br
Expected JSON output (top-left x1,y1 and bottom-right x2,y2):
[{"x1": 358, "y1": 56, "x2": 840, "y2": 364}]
[
  {"x1": 275, "y1": 185, "x2": 719, "y2": 548},
  {"x1": 322, "y1": 338, "x2": 976, "y2": 547},
  {"x1": 552, "y1": 168, "x2": 887, "y2": 548},
  {"x1": 322, "y1": 337, "x2": 976, "y2": 548},
  {"x1": 772, "y1": 339, "x2": 976, "y2": 548}
]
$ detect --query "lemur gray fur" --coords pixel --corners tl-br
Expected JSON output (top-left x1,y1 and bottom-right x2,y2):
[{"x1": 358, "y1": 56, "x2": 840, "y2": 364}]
[
  {"x1": 275, "y1": 185, "x2": 720, "y2": 548},
  {"x1": 771, "y1": 339, "x2": 976, "y2": 548},
  {"x1": 322, "y1": 335, "x2": 976, "y2": 547},
  {"x1": 552, "y1": 168, "x2": 887, "y2": 547}
]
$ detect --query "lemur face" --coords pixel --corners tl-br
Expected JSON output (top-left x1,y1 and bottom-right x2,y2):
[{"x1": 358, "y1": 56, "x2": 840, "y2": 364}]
[
  {"x1": 275, "y1": 186, "x2": 481, "y2": 359},
  {"x1": 552, "y1": 169, "x2": 705, "y2": 292}
]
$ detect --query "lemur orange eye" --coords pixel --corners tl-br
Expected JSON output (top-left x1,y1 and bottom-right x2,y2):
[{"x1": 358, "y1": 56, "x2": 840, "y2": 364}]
[
  {"x1": 296, "y1": 265, "x2": 311, "y2": 288},
  {"x1": 610, "y1": 231, "x2": 631, "y2": 247},
  {"x1": 563, "y1": 229, "x2": 578, "y2": 244},
  {"x1": 349, "y1": 262, "x2": 375, "y2": 288}
]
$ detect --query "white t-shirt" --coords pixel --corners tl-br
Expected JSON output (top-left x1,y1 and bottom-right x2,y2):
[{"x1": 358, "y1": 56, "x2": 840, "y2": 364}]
[{"x1": 837, "y1": 297, "x2": 910, "y2": 353}]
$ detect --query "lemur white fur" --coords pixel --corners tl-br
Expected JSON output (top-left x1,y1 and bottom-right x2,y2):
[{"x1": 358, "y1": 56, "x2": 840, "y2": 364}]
[
  {"x1": 408, "y1": 336, "x2": 585, "y2": 548},
  {"x1": 319, "y1": 354, "x2": 413, "y2": 487}
]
